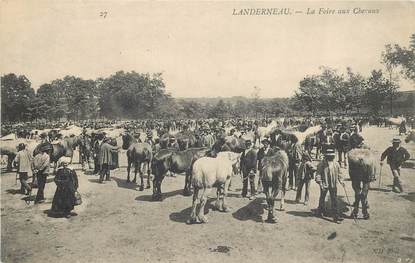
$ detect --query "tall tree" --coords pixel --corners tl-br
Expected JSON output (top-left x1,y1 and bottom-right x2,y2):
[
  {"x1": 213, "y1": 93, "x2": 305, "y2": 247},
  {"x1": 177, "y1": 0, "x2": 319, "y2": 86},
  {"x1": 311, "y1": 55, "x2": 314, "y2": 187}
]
[
  {"x1": 1, "y1": 73, "x2": 35, "y2": 121},
  {"x1": 364, "y1": 70, "x2": 397, "y2": 115}
]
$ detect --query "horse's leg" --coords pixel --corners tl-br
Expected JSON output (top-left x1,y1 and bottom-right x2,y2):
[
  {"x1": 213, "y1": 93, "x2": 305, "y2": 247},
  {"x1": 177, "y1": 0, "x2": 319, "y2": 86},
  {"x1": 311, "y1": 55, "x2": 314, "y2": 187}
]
[
  {"x1": 187, "y1": 188, "x2": 200, "y2": 224},
  {"x1": 146, "y1": 161, "x2": 151, "y2": 189},
  {"x1": 351, "y1": 179, "x2": 361, "y2": 218},
  {"x1": 361, "y1": 182, "x2": 370, "y2": 219},
  {"x1": 183, "y1": 170, "x2": 192, "y2": 196},
  {"x1": 138, "y1": 162, "x2": 144, "y2": 191},
  {"x1": 280, "y1": 174, "x2": 287, "y2": 211},
  {"x1": 152, "y1": 175, "x2": 159, "y2": 200},
  {"x1": 215, "y1": 187, "x2": 221, "y2": 211},
  {"x1": 198, "y1": 188, "x2": 209, "y2": 223},
  {"x1": 126, "y1": 159, "x2": 131, "y2": 182},
  {"x1": 263, "y1": 182, "x2": 274, "y2": 223},
  {"x1": 218, "y1": 183, "x2": 229, "y2": 212},
  {"x1": 133, "y1": 161, "x2": 138, "y2": 183}
]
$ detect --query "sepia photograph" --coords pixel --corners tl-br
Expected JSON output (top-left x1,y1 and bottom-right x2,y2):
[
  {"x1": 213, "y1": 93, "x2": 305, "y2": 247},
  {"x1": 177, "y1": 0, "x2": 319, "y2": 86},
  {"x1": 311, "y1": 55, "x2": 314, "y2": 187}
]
[{"x1": 0, "y1": 1, "x2": 414, "y2": 262}]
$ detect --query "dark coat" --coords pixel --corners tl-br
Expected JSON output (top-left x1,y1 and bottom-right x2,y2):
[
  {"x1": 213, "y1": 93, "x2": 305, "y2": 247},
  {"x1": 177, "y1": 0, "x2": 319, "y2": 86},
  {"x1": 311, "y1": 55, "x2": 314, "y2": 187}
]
[
  {"x1": 51, "y1": 167, "x2": 78, "y2": 213},
  {"x1": 381, "y1": 146, "x2": 410, "y2": 168}
]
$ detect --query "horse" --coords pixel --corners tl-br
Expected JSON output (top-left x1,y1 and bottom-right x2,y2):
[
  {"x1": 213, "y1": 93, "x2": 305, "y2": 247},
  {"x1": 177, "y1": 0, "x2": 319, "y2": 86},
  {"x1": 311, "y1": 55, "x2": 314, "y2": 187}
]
[
  {"x1": 260, "y1": 150, "x2": 289, "y2": 223},
  {"x1": 174, "y1": 131, "x2": 197, "y2": 150},
  {"x1": 222, "y1": 136, "x2": 246, "y2": 153},
  {"x1": 187, "y1": 152, "x2": 241, "y2": 224},
  {"x1": 151, "y1": 147, "x2": 208, "y2": 199},
  {"x1": 78, "y1": 136, "x2": 93, "y2": 170},
  {"x1": 33, "y1": 136, "x2": 81, "y2": 172},
  {"x1": 255, "y1": 120, "x2": 279, "y2": 146},
  {"x1": 0, "y1": 139, "x2": 38, "y2": 171},
  {"x1": 121, "y1": 132, "x2": 152, "y2": 191},
  {"x1": 347, "y1": 148, "x2": 377, "y2": 220}
]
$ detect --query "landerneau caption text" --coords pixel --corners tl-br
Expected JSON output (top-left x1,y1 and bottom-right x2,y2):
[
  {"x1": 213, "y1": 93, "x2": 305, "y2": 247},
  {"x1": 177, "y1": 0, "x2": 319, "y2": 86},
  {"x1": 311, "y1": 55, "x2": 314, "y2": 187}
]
[{"x1": 232, "y1": 7, "x2": 380, "y2": 16}]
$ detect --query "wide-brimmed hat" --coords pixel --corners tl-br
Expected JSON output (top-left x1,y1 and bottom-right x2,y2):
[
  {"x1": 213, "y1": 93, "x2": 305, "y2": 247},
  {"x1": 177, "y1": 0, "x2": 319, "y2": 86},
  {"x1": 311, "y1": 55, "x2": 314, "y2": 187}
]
[
  {"x1": 324, "y1": 148, "x2": 336, "y2": 156},
  {"x1": 392, "y1": 138, "x2": 401, "y2": 143}
]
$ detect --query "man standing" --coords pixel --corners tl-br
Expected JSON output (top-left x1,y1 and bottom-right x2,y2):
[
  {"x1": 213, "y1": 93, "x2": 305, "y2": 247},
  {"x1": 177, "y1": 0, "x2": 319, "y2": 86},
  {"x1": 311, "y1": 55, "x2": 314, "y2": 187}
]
[
  {"x1": 99, "y1": 137, "x2": 119, "y2": 183},
  {"x1": 381, "y1": 138, "x2": 410, "y2": 193},
  {"x1": 315, "y1": 148, "x2": 344, "y2": 224},
  {"x1": 32, "y1": 147, "x2": 50, "y2": 204},
  {"x1": 295, "y1": 152, "x2": 316, "y2": 205},
  {"x1": 288, "y1": 136, "x2": 302, "y2": 190},
  {"x1": 240, "y1": 140, "x2": 257, "y2": 199},
  {"x1": 13, "y1": 143, "x2": 33, "y2": 195}
]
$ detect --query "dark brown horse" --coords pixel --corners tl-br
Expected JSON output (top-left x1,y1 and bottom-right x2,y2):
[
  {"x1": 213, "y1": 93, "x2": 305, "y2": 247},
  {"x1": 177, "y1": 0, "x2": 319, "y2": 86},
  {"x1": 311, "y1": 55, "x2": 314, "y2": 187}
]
[
  {"x1": 348, "y1": 148, "x2": 377, "y2": 220},
  {"x1": 33, "y1": 136, "x2": 81, "y2": 172},
  {"x1": 260, "y1": 150, "x2": 289, "y2": 223},
  {"x1": 122, "y1": 133, "x2": 152, "y2": 191},
  {"x1": 151, "y1": 147, "x2": 208, "y2": 199}
]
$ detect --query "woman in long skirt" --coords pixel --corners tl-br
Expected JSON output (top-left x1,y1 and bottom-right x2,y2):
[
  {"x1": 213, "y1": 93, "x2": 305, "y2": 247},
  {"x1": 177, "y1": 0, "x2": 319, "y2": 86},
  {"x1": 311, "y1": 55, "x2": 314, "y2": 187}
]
[{"x1": 51, "y1": 157, "x2": 79, "y2": 218}]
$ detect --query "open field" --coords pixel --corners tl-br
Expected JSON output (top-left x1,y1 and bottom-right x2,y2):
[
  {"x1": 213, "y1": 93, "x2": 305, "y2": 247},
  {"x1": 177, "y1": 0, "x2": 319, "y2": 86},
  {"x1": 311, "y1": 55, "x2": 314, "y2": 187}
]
[{"x1": 1, "y1": 126, "x2": 414, "y2": 263}]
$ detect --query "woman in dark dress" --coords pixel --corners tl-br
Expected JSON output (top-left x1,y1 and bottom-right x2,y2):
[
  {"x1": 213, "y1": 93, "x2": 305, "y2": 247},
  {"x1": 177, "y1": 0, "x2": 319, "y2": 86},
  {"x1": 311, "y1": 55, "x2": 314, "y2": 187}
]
[{"x1": 51, "y1": 157, "x2": 79, "y2": 218}]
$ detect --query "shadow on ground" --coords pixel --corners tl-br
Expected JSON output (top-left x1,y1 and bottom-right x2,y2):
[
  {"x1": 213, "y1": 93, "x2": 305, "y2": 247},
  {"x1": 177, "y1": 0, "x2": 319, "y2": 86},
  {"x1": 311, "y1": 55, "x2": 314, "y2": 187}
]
[
  {"x1": 112, "y1": 176, "x2": 138, "y2": 191},
  {"x1": 169, "y1": 199, "x2": 215, "y2": 223},
  {"x1": 135, "y1": 189, "x2": 183, "y2": 202},
  {"x1": 400, "y1": 192, "x2": 415, "y2": 202},
  {"x1": 232, "y1": 198, "x2": 264, "y2": 223}
]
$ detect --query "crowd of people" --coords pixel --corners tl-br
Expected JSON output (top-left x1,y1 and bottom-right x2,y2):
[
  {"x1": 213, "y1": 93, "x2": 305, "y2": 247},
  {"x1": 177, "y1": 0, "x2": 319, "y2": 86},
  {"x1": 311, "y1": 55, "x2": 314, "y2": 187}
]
[{"x1": 6, "y1": 115, "x2": 412, "y2": 223}]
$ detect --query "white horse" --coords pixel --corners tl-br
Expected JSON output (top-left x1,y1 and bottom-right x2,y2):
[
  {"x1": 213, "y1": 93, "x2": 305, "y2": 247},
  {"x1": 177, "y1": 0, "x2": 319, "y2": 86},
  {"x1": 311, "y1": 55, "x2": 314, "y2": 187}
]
[
  {"x1": 187, "y1": 152, "x2": 240, "y2": 224},
  {"x1": 255, "y1": 120, "x2": 279, "y2": 145}
]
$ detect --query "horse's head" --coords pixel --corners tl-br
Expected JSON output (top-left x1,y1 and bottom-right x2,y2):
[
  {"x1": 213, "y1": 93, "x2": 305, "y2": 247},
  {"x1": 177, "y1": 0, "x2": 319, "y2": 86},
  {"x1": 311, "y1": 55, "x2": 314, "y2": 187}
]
[{"x1": 121, "y1": 132, "x2": 134, "y2": 150}]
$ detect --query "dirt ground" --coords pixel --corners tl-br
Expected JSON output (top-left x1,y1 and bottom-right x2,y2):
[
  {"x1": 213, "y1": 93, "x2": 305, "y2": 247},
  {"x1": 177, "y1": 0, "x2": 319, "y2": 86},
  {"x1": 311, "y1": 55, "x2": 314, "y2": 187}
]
[{"x1": 1, "y1": 126, "x2": 414, "y2": 263}]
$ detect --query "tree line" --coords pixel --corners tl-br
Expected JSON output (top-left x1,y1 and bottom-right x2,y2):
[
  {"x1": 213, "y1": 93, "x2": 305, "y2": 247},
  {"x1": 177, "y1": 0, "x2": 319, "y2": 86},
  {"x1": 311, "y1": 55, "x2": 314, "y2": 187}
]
[{"x1": 1, "y1": 34, "x2": 414, "y2": 122}]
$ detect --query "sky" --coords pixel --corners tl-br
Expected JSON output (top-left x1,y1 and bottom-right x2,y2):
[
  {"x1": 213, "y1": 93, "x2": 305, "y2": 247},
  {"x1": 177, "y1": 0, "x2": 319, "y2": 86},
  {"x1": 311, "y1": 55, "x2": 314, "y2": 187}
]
[{"x1": 1, "y1": 1, "x2": 414, "y2": 98}]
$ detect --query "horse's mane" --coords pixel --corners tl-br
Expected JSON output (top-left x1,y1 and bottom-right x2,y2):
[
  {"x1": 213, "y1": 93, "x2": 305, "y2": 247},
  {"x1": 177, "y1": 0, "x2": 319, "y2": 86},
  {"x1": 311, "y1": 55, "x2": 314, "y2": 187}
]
[{"x1": 261, "y1": 150, "x2": 289, "y2": 169}]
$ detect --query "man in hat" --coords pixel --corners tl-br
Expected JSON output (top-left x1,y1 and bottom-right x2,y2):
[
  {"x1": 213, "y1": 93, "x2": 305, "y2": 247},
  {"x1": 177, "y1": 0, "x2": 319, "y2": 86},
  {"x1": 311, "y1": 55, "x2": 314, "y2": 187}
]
[
  {"x1": 315, "y1": 148, "x2": 344, "y2": 223},
  {"x1": 381, "y1": 138, "x2": 410, "y2": 193},
  {"x1": 295, "y1": 152, "x2": 316, "y2": 205},
  {"x1": 288, "y1": 136, "x2": 302, "y2": 190},
  {"x1": 13, "y1": 143, "x2": 33, "y2": 195},
  {"x1": 240, "y1": 139, "x2": 257, "y2": 199},
  {"x1": 99, "y1": 137, "x2": 120, "y2": 183},
  {"x1": 32, "y1": 146, "x2": 51, "y2": 204}
]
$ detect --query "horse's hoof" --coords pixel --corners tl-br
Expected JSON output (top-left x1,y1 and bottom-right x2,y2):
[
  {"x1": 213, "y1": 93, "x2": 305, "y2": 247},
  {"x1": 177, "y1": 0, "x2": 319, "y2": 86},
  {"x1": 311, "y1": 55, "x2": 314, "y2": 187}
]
[
  {"x1": 279, "y1": 206, "x2": 285, "y2": 211},
  {"x1": 266, "y1": 217, "x2": 277, "y2": 224},
  {"x1": 126, "y1": 179, "x2": 130, "y2": 183},
  {"x1": 146, "y1": 185, "x2": 151, "y2": 189},
  {"x1": 198, "y1": 216, "x2": 208, "y2": 223},
  {"x1": 132, "y1": 180, "x2": 137, "y2": 184},
  {"x1": 221, "y1": 206, "x2": 230, "y2": 213},
  {"x1": 186, "y1": 218, "x2": 198, "y2": 225},
  {"x1": 139, "y1": 186, "x2": 144, "y2": 191}
]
